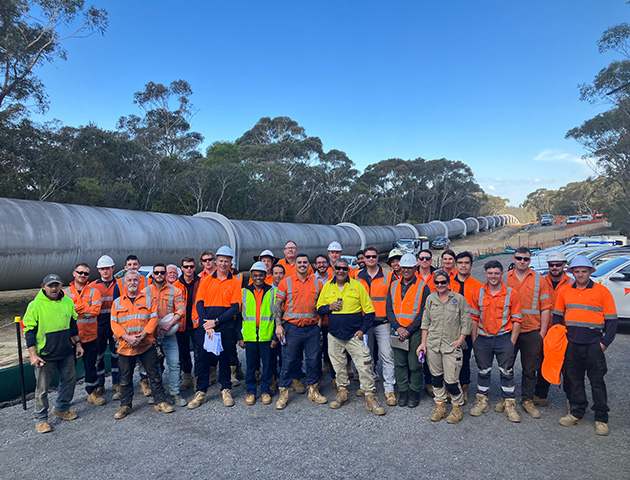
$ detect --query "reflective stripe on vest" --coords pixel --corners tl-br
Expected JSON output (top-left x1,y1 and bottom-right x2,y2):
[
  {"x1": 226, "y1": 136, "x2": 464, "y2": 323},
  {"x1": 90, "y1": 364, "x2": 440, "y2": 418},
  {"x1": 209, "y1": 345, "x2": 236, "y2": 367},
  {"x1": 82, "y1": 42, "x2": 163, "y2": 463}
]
[
  {"x1": 242, "y1": 288, "x2": 275, "y2": 342},
  {"x1": 285, "y1": 277, "x2": 318, "y2": 319},
  {"x1": 113, "y1": 294, "x2": 153, "y2": 335},
  {"x1": 390, "y1": 278, "x2": 424, "y2": 327},
  {"x1": 564, "y1": 302, "x2": 605, "y2": 329},
  {"x1": 478, "y1": 286, "x2": 516, "y2": 336},
  {"x1": 370, "y1": 270, "x2": 391, "y2": 302},
  {"x1": 522, "y1": 272, "x2": 546, "y2": 315}
]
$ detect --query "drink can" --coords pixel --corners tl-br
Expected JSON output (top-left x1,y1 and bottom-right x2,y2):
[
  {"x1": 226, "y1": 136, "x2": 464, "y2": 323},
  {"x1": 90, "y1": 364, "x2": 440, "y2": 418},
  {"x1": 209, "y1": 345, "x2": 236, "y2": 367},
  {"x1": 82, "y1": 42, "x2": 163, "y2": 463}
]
[{"x1": 418, "y1": 350, "x2": 425, "y2": 364}]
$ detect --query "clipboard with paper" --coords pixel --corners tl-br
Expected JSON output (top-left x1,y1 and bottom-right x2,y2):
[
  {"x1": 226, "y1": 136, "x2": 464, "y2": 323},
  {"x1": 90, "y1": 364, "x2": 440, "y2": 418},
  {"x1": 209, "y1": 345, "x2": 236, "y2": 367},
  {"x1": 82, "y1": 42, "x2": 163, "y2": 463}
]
[
  {"x1": 204, "y1": 332, "x2": 223, "y2": 355},
  {"x1": 390, "y1": 332, "x2": 409, "y2": 351}
]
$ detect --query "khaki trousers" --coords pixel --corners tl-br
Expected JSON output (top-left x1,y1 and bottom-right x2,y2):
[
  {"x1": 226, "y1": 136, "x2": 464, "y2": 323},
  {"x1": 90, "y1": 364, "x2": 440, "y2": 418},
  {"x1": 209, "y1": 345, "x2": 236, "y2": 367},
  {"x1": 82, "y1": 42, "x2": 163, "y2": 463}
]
[
  {"x1": 426, "y1": 347, "x2": 464, "y2": 405},
  {"x1": 328, "y1": 334, "x2": 376, "y2": 395}
]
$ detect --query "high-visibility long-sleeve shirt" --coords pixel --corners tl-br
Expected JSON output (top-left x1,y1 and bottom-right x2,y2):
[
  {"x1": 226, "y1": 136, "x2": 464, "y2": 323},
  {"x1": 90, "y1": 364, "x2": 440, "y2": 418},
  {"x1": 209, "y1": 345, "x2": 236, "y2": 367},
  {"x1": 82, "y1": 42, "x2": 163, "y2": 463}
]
[
  {"x1": 470, "y1": 283, "x2": 522, "y2": 336},
  {"x1": 317, "y1": 277, "x2": 375, "y2": 340},
  {"x1": 507, "y1": 269, "x2": 552, "y2": 333},
  {"x1": 111, "y1": 290, "x2": 157, "y2": 356},
  {"x1": 64, "y1": 282, "x2": 101, "y2": 343}
]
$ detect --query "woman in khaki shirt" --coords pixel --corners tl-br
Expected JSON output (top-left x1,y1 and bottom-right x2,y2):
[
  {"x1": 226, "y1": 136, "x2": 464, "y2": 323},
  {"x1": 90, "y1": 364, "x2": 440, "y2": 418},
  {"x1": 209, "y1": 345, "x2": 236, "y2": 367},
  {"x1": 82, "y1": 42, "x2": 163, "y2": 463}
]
[{"x1": 417, "y1": 270, "x2": 472, "y2": 423}]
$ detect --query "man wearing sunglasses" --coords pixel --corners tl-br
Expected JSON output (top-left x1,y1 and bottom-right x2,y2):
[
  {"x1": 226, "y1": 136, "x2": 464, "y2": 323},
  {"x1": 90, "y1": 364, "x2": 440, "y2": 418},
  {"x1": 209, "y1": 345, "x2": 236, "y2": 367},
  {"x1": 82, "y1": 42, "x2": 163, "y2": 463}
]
[
  {"x1": 357, "y1": 246, "x2": 397, "y2": 406},
  {"x1": 198, "y1": 251, "x2": 216, "y2": 279},
  {"x1": 64, "y1": 263, "x2": 103, "y2": 407},
  {"x1": 506, "y1": 247, "x2": 552, "y2": 420},
  {"x1": 172, "y1": 257, "x2": 200, "y2": 391},
  {"x1": 416, "y1": 249, "x2": 436, "y2": 289},
  {"x1": 145, "y1": 263, "x2": 187, "y2": 407},
  {"x1": 534, "y1": 251, "x2": 573, "y2": 407},
  {"x1": 469, "y1": 260, "x2": 522, "y2": 422},
  {"x1": 318, "y1": 259, "x2": 386, "y2": 415}
]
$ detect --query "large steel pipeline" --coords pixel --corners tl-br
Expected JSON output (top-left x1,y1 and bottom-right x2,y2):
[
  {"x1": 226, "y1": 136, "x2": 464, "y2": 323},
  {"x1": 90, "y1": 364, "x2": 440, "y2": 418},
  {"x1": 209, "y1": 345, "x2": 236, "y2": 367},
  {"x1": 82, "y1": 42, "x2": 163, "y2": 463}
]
[{"x1": 0, "y1": 198, "x2": 517, "y2": 290}]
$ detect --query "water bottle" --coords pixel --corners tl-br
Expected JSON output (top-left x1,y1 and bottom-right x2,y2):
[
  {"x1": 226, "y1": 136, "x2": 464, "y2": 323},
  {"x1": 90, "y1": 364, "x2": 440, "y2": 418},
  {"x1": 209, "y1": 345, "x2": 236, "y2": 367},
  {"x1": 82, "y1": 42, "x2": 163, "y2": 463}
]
[
  {"x1": 418, "y1": 350, "x2": 425, "y2": 364},
  {"x1": 363, "y1": 334, "x2": 369, "y2": 346}
]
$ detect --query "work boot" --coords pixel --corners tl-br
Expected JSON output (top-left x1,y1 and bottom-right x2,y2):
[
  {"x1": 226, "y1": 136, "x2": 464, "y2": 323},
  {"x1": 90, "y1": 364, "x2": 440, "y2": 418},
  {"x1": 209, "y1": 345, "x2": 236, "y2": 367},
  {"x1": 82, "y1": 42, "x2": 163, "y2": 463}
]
[
  {"x1": 398, "y1": 390, "x2": 409, "y2": 407},
  {"x1": 187, "y1": 391, "x2": 207, "y2": 410},
  {"x1": 276, "y1": 387, "x2": 290, "y2": 410},
  {"x1": 365, "y1": 395, "x2": 386, "y2": 416},
  {"x1": 307, "y1": 384, "x2": 327, "y2": 404},
  {"x1": 114, "y1": 406, "x2": 132, "y2": 419},
  {"x1": 222, "y1": 389, "x2": 235, "y2": 407},
  {"x1": 87, "y1": 391, "x2": 106, "y2": 406},
  {"x1": 246, "y1": 394, "x2": 256, "y2": 405},
  {"x1": 35, "y1": 421, "x2": 52, "y2": 434},
  {"x1": 322, "y1": 362, "x2": 331, "y2": 375},
  {"x1": 533, "y1": 395, "x2": 548, "y2": 406},
  {"x1": 430, "y1": 401, "x2": 447, "y2": 422},
  {"x1": 595, "y1": 421, "x2": 609, "y2": 436},
  {"x1": 180, "y1": 373, "x2": 193, "y2": 391},
  {"x1": 154, "y1": 401, "x2": 174, "y2": 413},
  {"x1": 462, "y1": 384, "x2": 469, "y2": 405},
  {"x1": 494, "y1": 398, "x2": 505, "y2": 412},
  {"x1": 262, "y1": 393, "x2": 272, "y2": 405},
  {"x1": 504, "y1": 399, "x2": 521, "y2": 423},
  {"x1": 522, "y1": 400, "x2": 541, "y2": 419},
  {"x1": 424, "y1": 384, "x2": 435, "y2": 398},
  {"x1": 112, "y1": 384, "x2": 121, "y2": 400},
  {"x1": 292, "y1": 379, "x2": 306, "y2": 394},
  {"x1": 385, "y1": 392, "x2": 397, "y2": 406},
  {"x1": 330, "y1": 388, "x2": 349, "y2": 409},
  {"x1": 209, "y1": 366, "x2": 217, "y2": 385},
  {"x1": 356, "y1": 389, "x2": 365, "y2": 397},
  {"x1": 446, "y1": 404, "x2": 463, "y2": 424},
  {"x1": 230, "y1": 366, "x2": 240, "y2": 387},
  {"x1": 407, "y1": 389, "x2": 420, "y2": 408},
  {"x1": 172, "y1": 394, "x2": 188, "y2": 407},
  {"x1": 95, "y1": 386, "x2": 105, "y2": 396},
  {"x1": 140, "y1": 378, "x2": 152, "y2": 397},
  {"x1": 469, "y1": 394, "x2": 489, "y2": 416},
  {"x1": 559, "y1": 413, "x2": 583, "y2": 427},
  {"x1": 51, "y1": 408, "x2": 78, "y2": 421}
]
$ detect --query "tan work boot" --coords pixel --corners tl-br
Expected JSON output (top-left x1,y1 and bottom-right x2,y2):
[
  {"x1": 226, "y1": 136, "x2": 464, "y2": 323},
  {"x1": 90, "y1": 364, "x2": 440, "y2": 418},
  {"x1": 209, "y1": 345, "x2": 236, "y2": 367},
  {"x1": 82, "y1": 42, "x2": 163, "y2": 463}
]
[
  {"x1": 246, "y1": 394, "x2": 256, "y2": 405},
  {"x1": 462, "y1": 384, "x2": 469, "y2": 405},
  {"x1": 469, "y1": 394, "x2": 489, "y2": 416},
  {"x1": 230, "y1": 366, "x2": 240, "y2": 387},
  {"x1": 504, "y1": 398, "x2": 521, "y2": 423},
  {"x1": 522, "y1": 400, "x2": 541, "y2": 419},
  {"x1": 88, "y1": 391, "x2": 106, "y2": 406},
  {"x1": 595, "y1": 421, "x2": 609, "y2": 436},
  {"x1": 446, "y1": 404, "x2": 463, "y2": 424},
  {"x1": 112, "y1": 384, "x2": 121, "y2": 400},
  {"x1": 330, "y1": 388, "x2": 349, "y2": 409},
  {"x1": 262, "y1": 393, "x2": 272, "y2": 405},
  {"x1": 222, "y1": 389, "x2": 235, "y2": 407},
  {"x1": 154, "y1": 401, "x2": 174, "y2": 413},
  {"x1": 114, "y1": 406, "x2": 132, "y2": 419},
  {"x1": 187, "y1": 391, "x2": 207, "y2": 409},
  {"x1": 292, "y1": 378, "x2": 306, "y2": 394},
  {"x1": 365, "y1": 395, "x2": 386, "y2": 415},
  {"x1": 494, "y1": 398, "x2": 505, "y2": 412},
  {"x1": 356, "y1": 389, "x2": 365, "y2": 397},
  {"x1": 276, "y1": 387, "x2": 290, "y2": 410},
  {"x1": 140, "y1": 378, "x2": 152, "y2": 397},
  {"x1": 209, "y1": 366, "x2": 217, "y2": 385},
  {"x1": 51, "y1": 408, "x2": 78, "y2": 421},
  {"x1": 559, "y1": 413, "x2": 583, "y2": 427},
  {"x1": 430, "y1": 401, "x2": 447, "y2": 422},
  {"x1": 307, "y1": 384, "x2": 327, "y2": 404},
  {"x1": 180, "y1": 373, "x2": 193, "y2": 391},
  {"x1": 35, "y1": 421, "x2": 52, "y2": 434},
  {"x1": 532, "y1": 395, "x2": 548, "y2": 406},
  {"x1": 385, "y1": 392, "x2": 397, "y2": 406}
]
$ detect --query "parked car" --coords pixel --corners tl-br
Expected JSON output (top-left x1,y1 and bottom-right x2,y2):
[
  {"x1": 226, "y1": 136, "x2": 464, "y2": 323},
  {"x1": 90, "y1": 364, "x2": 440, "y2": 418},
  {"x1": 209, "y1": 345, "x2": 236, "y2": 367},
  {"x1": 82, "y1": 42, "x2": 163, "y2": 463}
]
[
  {"x1": 540, "y1": 214, "x2": 553, "y2": 226},
  {"x1": 431, "y1": 236, "x2": 451, "y2": 249},
  {"x1": 566, "y1": 215, "x2": 580, "y2": 225},
  {"x1": 591, "y1": 256, "x2": 630, "y2": 323},
  {"x1": 341, "y1": 255, "x2": 359, "y2": 268},
  {"x1": 587, "y1": 246, "x2": 630, "y2": 268},
  {"x1": 580, "y1": 214, "x2": 593, "y2": 222}
]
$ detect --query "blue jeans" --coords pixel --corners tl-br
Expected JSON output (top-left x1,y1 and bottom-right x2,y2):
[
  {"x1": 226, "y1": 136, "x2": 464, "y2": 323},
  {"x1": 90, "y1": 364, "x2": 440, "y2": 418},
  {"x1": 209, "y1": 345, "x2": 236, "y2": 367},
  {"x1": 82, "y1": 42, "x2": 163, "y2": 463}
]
[
  {"x1": 245, "y1": 341, "x2": 272, "y2": 395},
  {"x1": 473, "y1": 333, "x2": 516, "y2": 398},
  {"x1": 195, "y1": 326, "x2": 233, "y2": 392},
  {"x1": 158, "y1": 334, "x2": 181, "y2": 396},
  {"x1": 33, "y1": 354, "x2": 76, "y2": 422},
  {"x1": 279, "y1": 323, "x2": 321, "y2": 388}
]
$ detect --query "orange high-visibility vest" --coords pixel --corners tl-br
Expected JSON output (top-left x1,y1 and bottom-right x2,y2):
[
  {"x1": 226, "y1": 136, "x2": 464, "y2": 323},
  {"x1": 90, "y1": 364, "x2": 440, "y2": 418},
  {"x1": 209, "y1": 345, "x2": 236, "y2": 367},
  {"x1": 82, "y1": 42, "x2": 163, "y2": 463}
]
[
  {"x1": 64, "y1": 282, "x2": 101, "y2": 343},
  {"x1": 359, "y1": 269, "x2": 392, "y2": 318},
  {"x1": 390, "y1": 278, "x2": 426, "y2": 327}
]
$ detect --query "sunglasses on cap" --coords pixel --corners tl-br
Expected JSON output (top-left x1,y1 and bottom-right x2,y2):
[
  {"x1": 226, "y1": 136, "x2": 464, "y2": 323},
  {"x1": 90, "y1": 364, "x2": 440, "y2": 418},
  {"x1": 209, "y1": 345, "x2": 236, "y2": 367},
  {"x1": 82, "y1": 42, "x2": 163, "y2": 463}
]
[
  {"x1": 514, "y1": 256, "x2": 531, "y2": 262},
  {"x1": 434, "y1": 280, "x2": 449, "y2": 285}
]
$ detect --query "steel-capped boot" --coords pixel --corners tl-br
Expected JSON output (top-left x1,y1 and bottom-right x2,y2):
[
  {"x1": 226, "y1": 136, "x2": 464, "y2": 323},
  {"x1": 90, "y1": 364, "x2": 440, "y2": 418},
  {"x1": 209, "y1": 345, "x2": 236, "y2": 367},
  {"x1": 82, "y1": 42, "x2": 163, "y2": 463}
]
[
  {"x1": 365, "y1": 394, "x2": 386, "y2": 416},
  {"x1": 430, "y1": 401, "x2": 447, "y2": 422},
  {"x1": 330, "y1": 388, "x2": 349, "y2": 409},
  {"x1": 446, "y1": 404, "x2": 463, "y2": 424},
  {"x1": 469, "y1": 394, "x2": 489, "y2": 416},
  {"x1": 522, "y1": 400, "x2": 541, "y2": 419},
  {"x1": 307, "y1": 384, "x2": 327, "y2": 404},
  {"x1": 276, "y1": 387, "x2": 290, "y2": 410},
  {"x1": 504, "y1": 398, "x2": 521, "y2": 423}
]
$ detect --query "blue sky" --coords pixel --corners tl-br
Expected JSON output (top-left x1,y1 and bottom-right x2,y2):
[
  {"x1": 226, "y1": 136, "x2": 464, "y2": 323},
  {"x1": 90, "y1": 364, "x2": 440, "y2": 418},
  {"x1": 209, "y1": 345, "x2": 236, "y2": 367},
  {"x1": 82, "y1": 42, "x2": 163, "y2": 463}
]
[{"x1": 32, "y1": 0, "x2": 628, "y2": 206}]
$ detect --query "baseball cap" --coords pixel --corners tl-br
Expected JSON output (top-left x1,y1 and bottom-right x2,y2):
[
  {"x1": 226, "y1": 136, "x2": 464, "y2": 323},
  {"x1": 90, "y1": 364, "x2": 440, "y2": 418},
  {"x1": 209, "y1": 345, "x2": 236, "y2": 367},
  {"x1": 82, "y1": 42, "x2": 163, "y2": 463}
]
[{"x1": 43, "y1": 274, "x2": 62, "y2": 286}]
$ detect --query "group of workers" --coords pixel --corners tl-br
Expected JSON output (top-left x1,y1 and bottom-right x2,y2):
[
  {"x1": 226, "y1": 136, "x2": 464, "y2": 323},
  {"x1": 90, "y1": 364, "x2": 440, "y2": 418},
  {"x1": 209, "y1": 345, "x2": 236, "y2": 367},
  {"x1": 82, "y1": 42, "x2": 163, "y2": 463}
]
[{"x1": 23, "y1": 239, "x2": 618, "y2": 436}]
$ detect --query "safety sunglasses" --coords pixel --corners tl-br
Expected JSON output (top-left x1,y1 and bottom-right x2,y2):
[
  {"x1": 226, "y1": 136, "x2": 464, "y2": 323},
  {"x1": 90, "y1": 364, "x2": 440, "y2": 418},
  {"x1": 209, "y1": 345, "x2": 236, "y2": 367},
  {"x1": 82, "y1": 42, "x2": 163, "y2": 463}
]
[
  {"x1": 434, "y1": 280, "x2": 449, "y2": 285},
  {"x1": 418, "y1": 257, "x2": 432, "y2": 261},
  {"x1": 153, "y1": 271, "x2": 166, "y2": 275},
  {"x1": 364, "y1": 255, "x2": 378, "y2": 259},
  {"x1": 75, "y1": 271, "x2": 90, "y2": 276},
  {"x1": 514, "y1": 256, "x2": 531, "y2": 262},
  {"x1": 335, "y1": 266, "x2": 349, "y2": 271},
  {"x1": 548, "y1": 263, "x2": 565, "y2": 268},
  {"x1": 182, "y1": 265, "x2": 195, "y2": 269}
]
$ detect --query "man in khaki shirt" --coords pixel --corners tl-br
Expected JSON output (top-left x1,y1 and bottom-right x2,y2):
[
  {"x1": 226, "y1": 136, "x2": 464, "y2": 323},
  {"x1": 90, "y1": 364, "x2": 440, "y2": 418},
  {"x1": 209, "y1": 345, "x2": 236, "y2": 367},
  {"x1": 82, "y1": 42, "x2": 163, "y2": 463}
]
[{"x1": 418, "y1": 269, "x2": 472, "y2": 424}]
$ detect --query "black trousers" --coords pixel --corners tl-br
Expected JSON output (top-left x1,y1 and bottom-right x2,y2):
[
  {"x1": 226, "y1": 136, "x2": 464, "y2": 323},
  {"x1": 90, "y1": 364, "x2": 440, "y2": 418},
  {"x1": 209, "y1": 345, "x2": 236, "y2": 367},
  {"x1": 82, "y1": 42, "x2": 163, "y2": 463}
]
[
  {"x1": 459, "y1": 335, "x2": 473, "y2": 386},
  {"x1": 564, "y1": 341, "x2": 609, "y2": 422},
  {"x1": 176, "y1": 329, "x2": 194, "y2": 375},
  {"x1": 118, "y1": 345, "x2": 168, "y2": 407},
  {"x1": 513, "y1": 330, "x2": 543, "y2": 402}
]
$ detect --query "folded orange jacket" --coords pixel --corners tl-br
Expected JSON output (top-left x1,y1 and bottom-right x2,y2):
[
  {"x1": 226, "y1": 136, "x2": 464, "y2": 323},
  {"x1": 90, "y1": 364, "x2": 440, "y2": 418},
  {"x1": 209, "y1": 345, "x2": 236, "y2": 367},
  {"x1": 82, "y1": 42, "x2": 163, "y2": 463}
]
[{"x1": 542, "y1": 324, "x2": 568, "y2": 385}]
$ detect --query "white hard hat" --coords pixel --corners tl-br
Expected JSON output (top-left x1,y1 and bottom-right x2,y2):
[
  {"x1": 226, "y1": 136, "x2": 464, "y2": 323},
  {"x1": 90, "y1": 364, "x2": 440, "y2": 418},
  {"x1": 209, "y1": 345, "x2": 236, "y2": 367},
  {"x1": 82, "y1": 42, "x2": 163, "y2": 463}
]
[
  {"x1": 96, "y1": 255, "x2": 115, "y2": 268},
  {"x1": 255, "y1": 249, "x2": 277, "y2": 262},
  {"x1": 216, "y1": 246, "x2": 234, "y2": 258},
  {"x1": 399, "y1": 253, "x2": 417, "y2": 268},
  {"x1": 327, "y1": 241, "x2": 343, "y2": 252},
  {"x1": 546, "y1": 251, "x2": 567, "y2": 263},
  {"x1": 567, "y1": 255, "x2": 594, "y2": 270},
  {"x1": 250, "y1": 261, "x2": 268, "y2": 273},
  {"x1": 158, "y1": 313, "x2": 179, "y2": 337}
]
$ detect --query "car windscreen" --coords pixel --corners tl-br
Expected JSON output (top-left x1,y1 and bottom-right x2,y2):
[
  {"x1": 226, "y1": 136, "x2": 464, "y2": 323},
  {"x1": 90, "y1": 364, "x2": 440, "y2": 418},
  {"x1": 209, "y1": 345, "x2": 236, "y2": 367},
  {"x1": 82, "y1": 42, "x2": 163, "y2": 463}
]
[{"x1": 592, "y1": 256, "x2": 630, "y2": 278}]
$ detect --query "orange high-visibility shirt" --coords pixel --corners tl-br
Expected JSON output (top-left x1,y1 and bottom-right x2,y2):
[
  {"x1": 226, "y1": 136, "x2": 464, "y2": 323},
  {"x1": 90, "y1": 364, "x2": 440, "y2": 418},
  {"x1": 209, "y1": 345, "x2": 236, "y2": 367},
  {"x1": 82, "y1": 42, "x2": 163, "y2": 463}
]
[
  {"x1": 276, "y1": 274, "x2": 321, "y2": 327},
  {"x1": 358, "y1": 268, "x2": 392, "y2": 318},
  {"x1": 544, "y1": 273, "x2": 573, "y2": 311},
  {"x1": 450, "y1": 275, "x2": 483, "y2": 305},
  {"x1": 278, "y1": 258, "x2": 314, "y2": 277},
  {"x1": 111, "y1": 290, "x2": 157, "y2": 356},
  {"x1": 553, "y1": 281, "x2": 617, "y2": 330},
  {"x1": 507, "y1": 269, "x2": 552, "y2": 333},
  {"x1": 145, "y1": 283, "x2": 185, "y2": 327},
  {"x1": 64, "y1": 282, "x2": 101, "y2": 343},
  {"x1": 470, "y1": 283, "x2": 522, "y2": 336}
]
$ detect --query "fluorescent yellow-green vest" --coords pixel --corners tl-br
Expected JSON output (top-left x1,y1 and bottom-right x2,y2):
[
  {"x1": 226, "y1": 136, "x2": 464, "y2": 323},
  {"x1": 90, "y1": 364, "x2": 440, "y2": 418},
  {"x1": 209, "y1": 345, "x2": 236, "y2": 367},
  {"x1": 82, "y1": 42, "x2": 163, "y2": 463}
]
[{"x1": 241, "y1": 286, "x2": 275, "y2": 342}]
